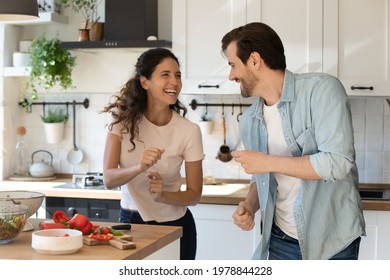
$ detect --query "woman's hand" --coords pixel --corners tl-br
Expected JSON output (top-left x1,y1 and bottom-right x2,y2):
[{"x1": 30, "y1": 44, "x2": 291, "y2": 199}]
[
  {"x1": 147, "y1": 172, "x2": 164, "y2": 202},
  {"x1": 139, "y1": 148, "x2": 165, "y2": 172}
]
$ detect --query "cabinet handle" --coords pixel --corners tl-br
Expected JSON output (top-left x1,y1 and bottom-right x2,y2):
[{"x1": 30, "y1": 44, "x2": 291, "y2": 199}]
[
  {"x1": 351, "y1": 86, "x2": 374, "y2": 90},
  {"x1": 198, "y1": 84, "x2": 220, "y2": 88}
]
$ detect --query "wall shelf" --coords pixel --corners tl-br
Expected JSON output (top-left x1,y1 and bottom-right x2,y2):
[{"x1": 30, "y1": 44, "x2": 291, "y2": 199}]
[{"x1": 3, "y1": 67, "x2": 31, "y2": 77}]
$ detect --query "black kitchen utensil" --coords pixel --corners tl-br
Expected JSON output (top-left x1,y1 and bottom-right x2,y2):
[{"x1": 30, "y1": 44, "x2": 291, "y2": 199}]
[
  {"x1": 111, "y1": 224, "x2": 132, "y2": 231},
  {"x1": 217, "y1": 114, "x2": 232, "y2": 162}
]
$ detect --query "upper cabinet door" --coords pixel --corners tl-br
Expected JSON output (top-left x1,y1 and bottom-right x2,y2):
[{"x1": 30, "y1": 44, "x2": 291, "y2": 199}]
[
  {"x1": 172, "y1": 0, "x2": 246, "y2": 94},
  {"x1": 249, "y1": 0, "x2": 323, "y2": 73},
  {"x1": 172, "y1": 0, "x2": 324, "y2": 94},
  {"x1": 324, "y1": 0, "x2": 390, "y2": 96}
]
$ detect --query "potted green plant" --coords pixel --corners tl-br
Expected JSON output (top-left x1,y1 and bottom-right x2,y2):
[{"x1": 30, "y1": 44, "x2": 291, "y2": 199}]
[
  {"x1": 41, "y1": 108, "x2": 69, "y2": 144},
  {"x1": 20, "y1": 36, "x2": 76, "y2": 112},
  {"x1": 199, "y1": 112, "x2": 214, "y2": 134},
  {"x1": 60, "y1": 0, "x2": 103, "y2": 41}
]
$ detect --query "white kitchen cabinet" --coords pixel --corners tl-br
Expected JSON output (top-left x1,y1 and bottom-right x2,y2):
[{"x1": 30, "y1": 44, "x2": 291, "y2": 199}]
[
  {"x1": 172, "y1": 0, "x2": 246, "y2": 94},
  {"x1": 359, "y1": 210, "x2": 390, "y2": 259},
  {"x1": 173, "y1": 0, "x2": 324, "y2": 94},
  {"x1": 323, "y1": 0, "x2": 390, "y2": 96},
  {"x1": 189, "y1": 204, "x2": 261, "y2": 260},
  {"x1": 251, "y1": 0, "x2": 323, "y2": 74}
]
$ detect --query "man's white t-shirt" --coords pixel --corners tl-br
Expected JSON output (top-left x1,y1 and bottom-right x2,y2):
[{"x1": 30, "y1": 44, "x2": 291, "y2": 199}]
[{"x1": 263, "y1": 102, "x2": 301, "y2": 239}]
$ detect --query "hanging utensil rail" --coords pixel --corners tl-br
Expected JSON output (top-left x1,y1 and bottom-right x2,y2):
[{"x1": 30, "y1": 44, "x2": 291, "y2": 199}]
[
  {"x1": 18, "y1": 98, "x2": 89, "y2": 112},
  {"x1": 189, "y1": 99, "x2": 250, "y2": 111}
]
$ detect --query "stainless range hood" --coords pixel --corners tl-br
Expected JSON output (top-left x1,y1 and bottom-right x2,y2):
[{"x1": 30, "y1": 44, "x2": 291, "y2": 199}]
[{"x1": 61, "y1": 0, "x2": 171, "y2": 50}]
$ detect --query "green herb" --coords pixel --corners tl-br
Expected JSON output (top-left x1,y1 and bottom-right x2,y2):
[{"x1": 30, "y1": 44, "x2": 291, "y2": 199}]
[
  {"x1": 107, "y1": 227, "x2": 124, "y2": 236},
  {"x1": 60, "y1": 0, "x2": 100, "y2": 23},
  {"x1": 20, "y1": 36, "x2": 77, "y2": 112},
  {"x1": 41, "y1": 108, "x2": 69, "y2": 123}
]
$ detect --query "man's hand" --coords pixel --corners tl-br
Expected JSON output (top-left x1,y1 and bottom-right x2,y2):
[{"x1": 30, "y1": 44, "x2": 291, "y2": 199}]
[{"x1": 232, "y1": 201, "x2": 255, "y2": 231}]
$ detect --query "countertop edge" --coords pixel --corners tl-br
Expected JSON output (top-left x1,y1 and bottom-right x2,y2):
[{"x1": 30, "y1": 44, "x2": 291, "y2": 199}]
[{"x1": 1, "y1": 180, "x2": 390, "y2": 210}]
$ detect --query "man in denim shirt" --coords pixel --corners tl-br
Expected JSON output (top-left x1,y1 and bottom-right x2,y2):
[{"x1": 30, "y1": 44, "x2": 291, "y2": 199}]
[{"x1": 221, "y1": 22, "x2": 366, "y2": 260}]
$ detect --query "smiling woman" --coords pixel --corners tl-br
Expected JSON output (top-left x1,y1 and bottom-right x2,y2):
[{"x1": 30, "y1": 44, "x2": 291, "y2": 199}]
[{"x1": 101, "y1": 48, "x2": 204, "y2": 260}]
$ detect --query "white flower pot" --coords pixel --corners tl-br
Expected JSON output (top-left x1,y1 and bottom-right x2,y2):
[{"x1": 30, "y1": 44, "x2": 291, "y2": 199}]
[
  {"x1": 43, "y1": 122, "x2": 65, "y2": 144},
  {"x1": 199, "y1": 121, "x2": 214, "y2": 134}
]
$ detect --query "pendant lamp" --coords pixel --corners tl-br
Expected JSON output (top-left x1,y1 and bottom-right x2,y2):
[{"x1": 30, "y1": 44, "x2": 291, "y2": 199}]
[{"x1": 0, "y1": 0, "x2": 39, "y2": 21}]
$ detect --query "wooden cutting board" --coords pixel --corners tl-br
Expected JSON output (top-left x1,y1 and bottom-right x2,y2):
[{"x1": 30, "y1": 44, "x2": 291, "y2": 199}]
[
  {"x1": 83, "y1": 234, "x2": 136, "y2": 250},
  {"x1": 9, "y1": 175, "x2": 57, "y2": 181}
]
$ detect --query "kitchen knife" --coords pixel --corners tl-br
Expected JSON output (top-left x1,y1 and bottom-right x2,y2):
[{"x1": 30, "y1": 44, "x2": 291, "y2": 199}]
[{"x1": 111, "y1": 223, "x2": 132, "y2": 231}]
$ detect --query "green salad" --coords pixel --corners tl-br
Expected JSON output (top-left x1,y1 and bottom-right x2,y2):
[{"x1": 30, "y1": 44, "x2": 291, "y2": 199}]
[{"x1": 0, "y1": 213, "x2": 26, "y2": 240}]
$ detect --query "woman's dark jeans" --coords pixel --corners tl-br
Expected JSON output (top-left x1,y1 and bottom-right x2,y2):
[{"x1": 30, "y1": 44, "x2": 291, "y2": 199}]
[
  {"x1": 119, "y1": 208, "x2": 197, "y2": 260},
  {"x1": 268, "y1": 223, "x2": 361, "y2": 260}
]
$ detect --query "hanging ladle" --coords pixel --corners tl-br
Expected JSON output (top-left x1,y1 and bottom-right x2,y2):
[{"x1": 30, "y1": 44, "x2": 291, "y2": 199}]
[
  {"x1": 66, "y1": 101, "x2": 84, "y2": 165},
  {"x1": 216, "y1": 104, "x2": 232, "y2": 162}
]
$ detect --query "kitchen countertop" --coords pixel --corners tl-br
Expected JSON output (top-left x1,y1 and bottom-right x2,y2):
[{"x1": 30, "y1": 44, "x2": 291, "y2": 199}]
[
  {"x1": 0, "y1": 178, "x2": 389, "y2": 210},
  {"x1": 1, "y1": 218, "x2": 182, "y2": 260},
  {"x1": 0, "y1": 178, "x2": 250, "y2": 205}
]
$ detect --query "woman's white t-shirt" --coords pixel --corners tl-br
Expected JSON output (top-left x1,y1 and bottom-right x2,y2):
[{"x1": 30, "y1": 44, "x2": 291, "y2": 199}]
[{"x1": 109, "y1": 111, "x2": 204, "y2": 222}]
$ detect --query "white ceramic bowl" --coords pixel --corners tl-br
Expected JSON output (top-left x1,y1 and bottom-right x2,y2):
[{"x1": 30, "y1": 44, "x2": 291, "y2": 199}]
[
  {"x1": 19, "y1": 40, "x2": 32, "y2": 52},
  {"x1": 12, "y1": 52, "x2": 31, "y2": 67},
  {"x1": 32, "y1": 229, "x2": 83, "y2": 255}
]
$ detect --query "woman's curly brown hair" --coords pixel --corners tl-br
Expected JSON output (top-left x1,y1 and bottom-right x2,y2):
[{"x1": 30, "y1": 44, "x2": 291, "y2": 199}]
[{"x1": 101, "y1": 48, "x2": 187, "y2": 150}]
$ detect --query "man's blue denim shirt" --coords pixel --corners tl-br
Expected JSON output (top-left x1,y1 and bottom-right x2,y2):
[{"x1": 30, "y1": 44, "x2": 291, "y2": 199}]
[{"x1": 240, "y1": 70, "x2": 366, "y2": 260}]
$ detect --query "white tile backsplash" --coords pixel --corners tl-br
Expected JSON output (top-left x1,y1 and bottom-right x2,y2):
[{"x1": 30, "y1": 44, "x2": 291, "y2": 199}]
[
  {"x1": 365, "y1": 115, "x2": 383, "y2": 133},
  {"x1": 366, "y1": 98, "x2": 384, "y2": 115}
]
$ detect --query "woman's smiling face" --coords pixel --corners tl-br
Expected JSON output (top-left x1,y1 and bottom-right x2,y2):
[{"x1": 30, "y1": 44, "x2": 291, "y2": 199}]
[{"x1": 141, "y1": 57, "x2": 182, "y2": 106}]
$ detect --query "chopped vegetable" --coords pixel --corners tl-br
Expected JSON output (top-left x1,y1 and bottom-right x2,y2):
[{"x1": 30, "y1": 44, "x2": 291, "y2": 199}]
[
  {"x1": 52, "y1": 210, "x2": 70, "y2": 223},
  {"x1": 39, "y1": 222, "x2": 67, "y2": 230},
  {"x1": 90, "y1": 233, "x2": 113, "y2": 241},
  {"x1": 0, "y1": 213, "x2": 26, "y2": 240},
  {"x1": 45, "y1": 209, "x2": 125, "y2": 237},
  {"x1": 67, "y1": 213, "x2": 93, "y2": 234},
  {"x1": 109, "y1": 228, "x2": 124, "y2": 236}
]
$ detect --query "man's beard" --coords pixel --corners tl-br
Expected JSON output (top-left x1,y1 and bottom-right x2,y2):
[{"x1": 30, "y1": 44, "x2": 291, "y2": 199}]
[{"x1": 240, "y1": 68, "x2": 258, "y2": 98}]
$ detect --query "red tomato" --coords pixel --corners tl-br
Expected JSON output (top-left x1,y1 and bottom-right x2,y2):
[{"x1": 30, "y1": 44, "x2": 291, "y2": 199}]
[
  {"x1": 102, "y1": 227, "x2": 110, "y2": 235},
  {"x1": 92, "y1": 234, "x2": 113, "y2": 241},
  {"x1": 52, "y1": 210, "x2": 70, "y2": 223}
]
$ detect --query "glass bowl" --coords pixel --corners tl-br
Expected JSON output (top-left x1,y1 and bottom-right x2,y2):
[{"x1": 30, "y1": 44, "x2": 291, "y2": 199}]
[
  {"x1": 0, "y1": 191, "x2": 45, "y2": 231},
  {"x1": 0, "y1": 204, "x2": 29, "y2": 244}
]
